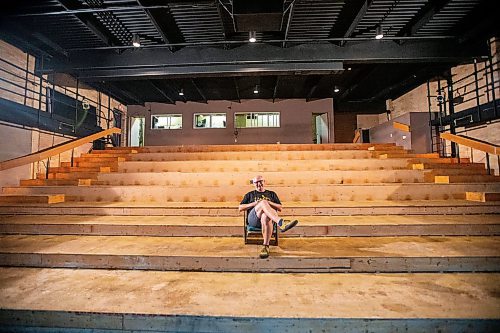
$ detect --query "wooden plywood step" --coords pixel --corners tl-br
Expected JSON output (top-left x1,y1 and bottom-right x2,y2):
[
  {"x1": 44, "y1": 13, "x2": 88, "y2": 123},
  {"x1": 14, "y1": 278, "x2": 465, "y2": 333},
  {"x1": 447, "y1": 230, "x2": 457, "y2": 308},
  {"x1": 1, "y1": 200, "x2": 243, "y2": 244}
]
[
  {"x1": 1, "y1": 214, "x2": 498, "y2": 237},
  {"x1": 5, "y1": 183, "x2": 500, "y2": 202},
  {"x1": 0, "y1": 194, "x2": 64, "y2": 204},
  {"x1": 89, "y1": 149, "x2": 138, "y2": 156},
  {"x1": 1, "y1": 268, "x2": 498, "y2": 333},
  {"x1": 108, "y1": 143, "x2": 402, "y2": 153},
  {"x1": 434, "y1": 175, "x2": 500, "y2": 183},
  {"x1": 20, "y1": 179, "x2": 97, "y2": 186},
  {"x1": 97, "y1": 170, "x2": 427, "y2": 186},
  {"x1": 466, "y1": 192, "x2": 500, "y2": 202},
  {"x1": 0, "y1": 235, "x2": 499, "y2": 272},
  {"x1": 119, "y1": 159, "x2": 413, "y2": 173},
  {"x1": 48, "y1": 166, "x2": 112, "y2": 173},
  {"x1": 1, "y1": 200, "x2": 499, "y2": 216},
  {"x1": 126, "y1": 150, "x2": 398, "y2": 162},
  {"x1": 74, "y1": 156, "x2": 126, "y2": 163},
  {"x1": 38, "y1": 172, "x2": 99, "y2": 180},
  {"x1": 412, "y1": 162, "x2": 485, "y2": 170}
]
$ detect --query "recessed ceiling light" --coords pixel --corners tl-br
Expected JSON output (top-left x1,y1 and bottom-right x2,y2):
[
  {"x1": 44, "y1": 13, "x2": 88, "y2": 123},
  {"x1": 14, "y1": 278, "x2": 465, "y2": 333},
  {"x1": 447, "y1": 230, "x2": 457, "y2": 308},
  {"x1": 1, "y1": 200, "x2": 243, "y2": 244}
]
[
  {"x1": 375, "y1": 25, "x2": 384, "y2": 39},
  {"x1": 132, "y1": 34, "x2": 141, "y2": 47},
  {"x1": 249, "y1": 31, "x2": 257, "y2": 43}
]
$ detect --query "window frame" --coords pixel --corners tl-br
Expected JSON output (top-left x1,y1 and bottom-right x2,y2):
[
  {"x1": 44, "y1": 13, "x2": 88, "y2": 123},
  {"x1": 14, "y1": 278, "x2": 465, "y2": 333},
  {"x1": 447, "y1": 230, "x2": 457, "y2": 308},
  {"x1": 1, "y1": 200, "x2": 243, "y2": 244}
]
[
  {"x1": 193, "y1": 113, "x2": 227, "y2": 129},
  {"x1": 234, "y1": 112, "x2": 280, "y2": 128},
  {"x1": 151, "y1": 114, "x2": 183, "y2": 130}
]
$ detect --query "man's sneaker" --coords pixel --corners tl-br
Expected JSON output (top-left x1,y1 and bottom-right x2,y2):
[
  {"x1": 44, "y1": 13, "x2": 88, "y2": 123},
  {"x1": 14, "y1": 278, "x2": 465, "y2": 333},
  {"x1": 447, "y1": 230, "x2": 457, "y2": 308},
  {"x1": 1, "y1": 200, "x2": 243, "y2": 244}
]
[
  {"x1": 279, "y1": 219, "x2": 298, "y2": 232},
  {"x1": 259, "y1": 245, "x2": 270, "y2": 259}
]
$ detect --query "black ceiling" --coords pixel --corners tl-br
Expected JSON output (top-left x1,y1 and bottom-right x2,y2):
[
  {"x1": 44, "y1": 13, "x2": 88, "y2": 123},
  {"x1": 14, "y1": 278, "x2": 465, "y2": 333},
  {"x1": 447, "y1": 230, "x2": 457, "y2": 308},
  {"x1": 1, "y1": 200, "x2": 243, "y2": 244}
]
[{"x1": 1, "y1": 0, "x2": 498, "y2": 107}]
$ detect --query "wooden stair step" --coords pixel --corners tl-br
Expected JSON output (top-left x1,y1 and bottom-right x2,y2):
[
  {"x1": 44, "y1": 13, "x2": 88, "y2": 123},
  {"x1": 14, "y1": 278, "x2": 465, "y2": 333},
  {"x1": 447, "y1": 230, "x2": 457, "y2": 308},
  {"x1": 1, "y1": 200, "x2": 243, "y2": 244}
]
[
  {"x1": 1, "y1": 235, "x2": 499, "y2": 272},
  {"x1": 97, "y1": 170, "x2": 429, "y2": 186},
  {"x1": 39, "y1": 172, "x2": 99, "y2": 180},
  {"x1": 412, "y1": 162, "x2": 485, "y2": 170},
  {"x1": 5, "y1": 183, "x2": 500, "y2": 202},
  {"x1": 0, "y1": 194, "x2": 64, "y2": 204},
  {"x1": 409, "y1": 158, "x2": 470, "y2": 164},
  {"x1": 74, "y1": 156, "x2": 126, "y2": 163},
  {"x1": 466, "y1": 192, "x2": 500, "y2": 202},
  {"x1": 1, "y1": 200, "x2": 499, "y2": 216},
  {"x1": 19, "y1": 179, "x2": 98, "y2": 186},
  {"x1": 127, "y1": 150, "x2": 394, "y2": 162},
  {"x1": 108, "y1": 143, "x2": 402, "y2": 153},
  {"x1": 119, "y1": 159, "x2": 415, "y2": 173},
  {"x1": 434, "y1": 175, "x2": 500, "y2": 183},
  {"x1": 1, "y1": 268, "x2": 497, "y2": 332},
  {"x1": 48, "y1": 166, "x2": 112, "y2": 173},
  {"x1": 1, "y1": 215, "x2": 498, "y2": 237}
]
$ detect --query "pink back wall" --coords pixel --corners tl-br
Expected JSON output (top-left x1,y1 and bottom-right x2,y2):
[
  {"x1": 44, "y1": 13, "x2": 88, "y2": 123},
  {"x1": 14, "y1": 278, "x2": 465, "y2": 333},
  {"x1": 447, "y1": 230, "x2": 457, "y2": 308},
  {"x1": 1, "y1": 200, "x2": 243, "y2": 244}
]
[{"x1": 127, "y1": 99, "x2": 334, "y2": 146}]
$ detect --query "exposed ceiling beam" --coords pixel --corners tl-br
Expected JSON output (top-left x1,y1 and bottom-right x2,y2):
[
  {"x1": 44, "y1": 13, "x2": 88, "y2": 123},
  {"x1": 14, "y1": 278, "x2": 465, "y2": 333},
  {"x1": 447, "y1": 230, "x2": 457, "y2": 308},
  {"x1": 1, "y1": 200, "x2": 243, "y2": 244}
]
[
  {"x1": 233, "y1": 78, "x2": 241, "y2": 103},
  {"x1": 190, "y1": 79, "x2": 208, "y2": 103},
  {"x1": 56, "y1": 0, "x2": 123, "y2": 48},
  {"x1": 305, "y1": 76, "x2": 322, "y2": 102},
  {"x1": 282, "y1": 0, "x2": 295, "y2": 48},
  {"x1": 272, "y1": 76, "x2": 280, "y2": 103},
  {"x1": 149, "y1": 80, "x2": 175, "y2": 104},
  {"x1": 396, "y1": 0, "x2": 451, "y2": 38},
  {"x1": 329, "y1": 0, "x2": 371, "y2": 45},
  {"x1": 135, "y1": 0, "x2": 185, "y2": 51},
  {"x1": 97, "y1": 82, "x2": 143, "y2": 105},
  {"x1": 42, "y1": 40, "x2": 487, "y2": 80}
]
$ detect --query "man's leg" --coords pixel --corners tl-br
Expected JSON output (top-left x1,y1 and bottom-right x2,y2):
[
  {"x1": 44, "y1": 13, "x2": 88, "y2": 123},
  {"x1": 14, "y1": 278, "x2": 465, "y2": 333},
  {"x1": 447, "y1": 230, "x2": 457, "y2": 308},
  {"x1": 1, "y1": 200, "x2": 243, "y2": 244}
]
[
  {"x1": 254, "y1": 200, "x2": 280, "y2": 224},
  {"x1": 254, "y1": 200, "x2": 299, "y2": 233},
  {"x1": 259, "y1": 213, "x2": 272, "y2": 259},
  {"x1": 260, "y1": 213, "x2": 273, "y2": 245}
]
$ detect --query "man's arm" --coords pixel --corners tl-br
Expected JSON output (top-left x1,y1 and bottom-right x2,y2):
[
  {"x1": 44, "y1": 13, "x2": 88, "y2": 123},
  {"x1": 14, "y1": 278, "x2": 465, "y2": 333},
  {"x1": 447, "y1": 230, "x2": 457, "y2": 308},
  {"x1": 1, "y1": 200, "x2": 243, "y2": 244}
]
[
  {"x1": 266, "y1": 200, "x2": 282, "y2": 212},
  {"x1": 238, "y1": 201, "x2": 258, "y2": 212}
]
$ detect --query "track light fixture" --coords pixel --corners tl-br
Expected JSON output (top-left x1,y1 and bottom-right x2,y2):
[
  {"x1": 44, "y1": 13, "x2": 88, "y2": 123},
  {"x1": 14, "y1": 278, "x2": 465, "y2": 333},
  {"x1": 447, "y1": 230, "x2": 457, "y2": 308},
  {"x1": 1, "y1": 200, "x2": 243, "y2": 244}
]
[
  {"x1": 179, "y1": 88, "x2": 184, "y2": 96},
  {"x1": 375, "y1": 25, "x2": 384, "y2": 39},
  {"x1": 253, "y1": 85, "x2": 259, "y2": 94},
  {"x1": 333, "y1": 86, "x2": 340, "y2": 93},
  {"x1": 248, "y1": 31, "x2": 257, "y2": 43},
  {"x1": 132, "y1": 34, "x2": 141, "y2": 47}
]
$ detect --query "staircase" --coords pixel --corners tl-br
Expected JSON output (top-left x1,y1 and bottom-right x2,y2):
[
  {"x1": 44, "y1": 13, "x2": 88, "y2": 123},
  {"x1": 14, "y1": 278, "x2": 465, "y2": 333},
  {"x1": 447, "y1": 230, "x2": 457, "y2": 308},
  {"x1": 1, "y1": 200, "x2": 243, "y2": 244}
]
[{"x1": 1, "y1": 143, "x2": 499, "y2": 332}]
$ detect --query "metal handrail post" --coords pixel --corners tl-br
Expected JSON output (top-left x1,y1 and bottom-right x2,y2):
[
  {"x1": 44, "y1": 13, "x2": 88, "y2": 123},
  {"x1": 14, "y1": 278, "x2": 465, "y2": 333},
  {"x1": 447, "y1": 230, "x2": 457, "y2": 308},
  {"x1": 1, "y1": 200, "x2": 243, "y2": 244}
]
[
  {"x1": 45, "y1": 158, "x2": 50, "y2": 179},
  {"x1": 486, "y1": 152, "x2": 491, "y2": 175},
  {"x1": 473, "y1": 59, "x2": 481, "y2": 122}
]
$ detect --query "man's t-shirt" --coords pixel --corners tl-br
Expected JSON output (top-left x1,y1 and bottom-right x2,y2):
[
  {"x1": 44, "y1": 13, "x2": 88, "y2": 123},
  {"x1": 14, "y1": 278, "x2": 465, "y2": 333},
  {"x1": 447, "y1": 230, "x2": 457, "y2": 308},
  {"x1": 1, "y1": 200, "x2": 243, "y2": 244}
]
[{"x1": 240, "y1": 190, "x2": 281, "y2": 206}]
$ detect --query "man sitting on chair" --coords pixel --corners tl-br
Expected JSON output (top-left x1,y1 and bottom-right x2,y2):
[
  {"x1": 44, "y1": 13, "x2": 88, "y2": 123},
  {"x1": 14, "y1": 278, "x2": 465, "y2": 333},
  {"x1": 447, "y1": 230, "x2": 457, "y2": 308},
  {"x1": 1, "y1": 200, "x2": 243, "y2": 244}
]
[{"x1": 238, "y1": 175, "x2": 299, "y2": 259}]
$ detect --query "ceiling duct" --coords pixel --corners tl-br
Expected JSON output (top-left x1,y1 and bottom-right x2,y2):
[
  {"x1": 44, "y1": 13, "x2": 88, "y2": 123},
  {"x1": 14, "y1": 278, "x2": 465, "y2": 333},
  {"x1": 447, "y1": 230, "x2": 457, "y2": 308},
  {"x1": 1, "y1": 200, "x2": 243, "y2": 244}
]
[{"x1": 233, "y1": 0, "x2": 284, "y2": 32}]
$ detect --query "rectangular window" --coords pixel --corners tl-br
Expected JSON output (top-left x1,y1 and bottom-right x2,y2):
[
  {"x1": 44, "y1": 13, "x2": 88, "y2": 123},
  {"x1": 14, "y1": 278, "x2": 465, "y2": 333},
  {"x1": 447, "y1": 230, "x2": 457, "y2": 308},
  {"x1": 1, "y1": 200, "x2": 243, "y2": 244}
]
[
  {"x1": 234, "y1": 112, "x2": 280, "y2": 128},
  {"x1": 194, "y1": 113, "x2": 226, "y2": 129},
  {"x1": 151, "y1": 114, "x2": 182, "y2": 129}
]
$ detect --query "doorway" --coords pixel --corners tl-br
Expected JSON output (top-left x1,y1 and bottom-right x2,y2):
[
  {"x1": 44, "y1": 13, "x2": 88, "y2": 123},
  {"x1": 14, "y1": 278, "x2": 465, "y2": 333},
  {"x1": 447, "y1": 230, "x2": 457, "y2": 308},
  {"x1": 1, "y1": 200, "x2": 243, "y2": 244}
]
[
  {"x1": 312, "y1": 113, "x2": 329, "y2": 144},
  {"x1": 130, "y1": 116, "x2": 145, "y2": 147}
]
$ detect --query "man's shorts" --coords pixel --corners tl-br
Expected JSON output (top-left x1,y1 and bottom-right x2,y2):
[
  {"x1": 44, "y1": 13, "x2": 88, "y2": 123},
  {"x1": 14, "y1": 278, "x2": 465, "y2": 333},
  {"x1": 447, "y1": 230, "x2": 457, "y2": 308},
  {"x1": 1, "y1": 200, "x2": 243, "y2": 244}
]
[{"x1": 247, "y1": 208, "x2": 261, "y2": 228}]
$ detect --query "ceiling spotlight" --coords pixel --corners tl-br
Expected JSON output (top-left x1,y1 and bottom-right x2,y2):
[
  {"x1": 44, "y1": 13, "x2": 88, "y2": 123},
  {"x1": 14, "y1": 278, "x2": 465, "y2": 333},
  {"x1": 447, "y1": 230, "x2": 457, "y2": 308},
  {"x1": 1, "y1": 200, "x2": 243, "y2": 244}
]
[
  {"x1": 253, "y1": 85, "x2": 259, "y2": 94},
  {"x1": 178, "y1": 89, "x2": 184, "y2": 96},
  {"x1": 248, "y1": 31, "x2": 257, "y2": 43},
  {"x1": 132, "y1": 34, "x2": 141, "y2": 47},
  {"x1": 375, "y1": 25, "x2": 384, "y2": 39},
  {"x1": 333, "y1": 86, "x2": 340, "y2": 93}
]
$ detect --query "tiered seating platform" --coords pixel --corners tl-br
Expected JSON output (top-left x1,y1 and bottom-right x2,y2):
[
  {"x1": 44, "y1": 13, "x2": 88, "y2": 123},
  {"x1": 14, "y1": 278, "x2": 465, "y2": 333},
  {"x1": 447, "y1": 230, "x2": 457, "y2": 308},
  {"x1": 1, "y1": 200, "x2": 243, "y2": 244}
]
[{"x1": 0, "y1": 143, "x2": 499, "y2": 332}]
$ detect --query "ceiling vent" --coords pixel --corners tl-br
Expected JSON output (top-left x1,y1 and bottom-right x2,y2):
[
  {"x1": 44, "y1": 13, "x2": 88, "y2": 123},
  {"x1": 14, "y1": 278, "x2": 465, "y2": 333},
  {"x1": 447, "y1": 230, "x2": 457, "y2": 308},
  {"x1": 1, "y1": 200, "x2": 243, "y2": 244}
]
[{"x1": 233, "y1": 0, "x2": 284, "y2": 32}]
